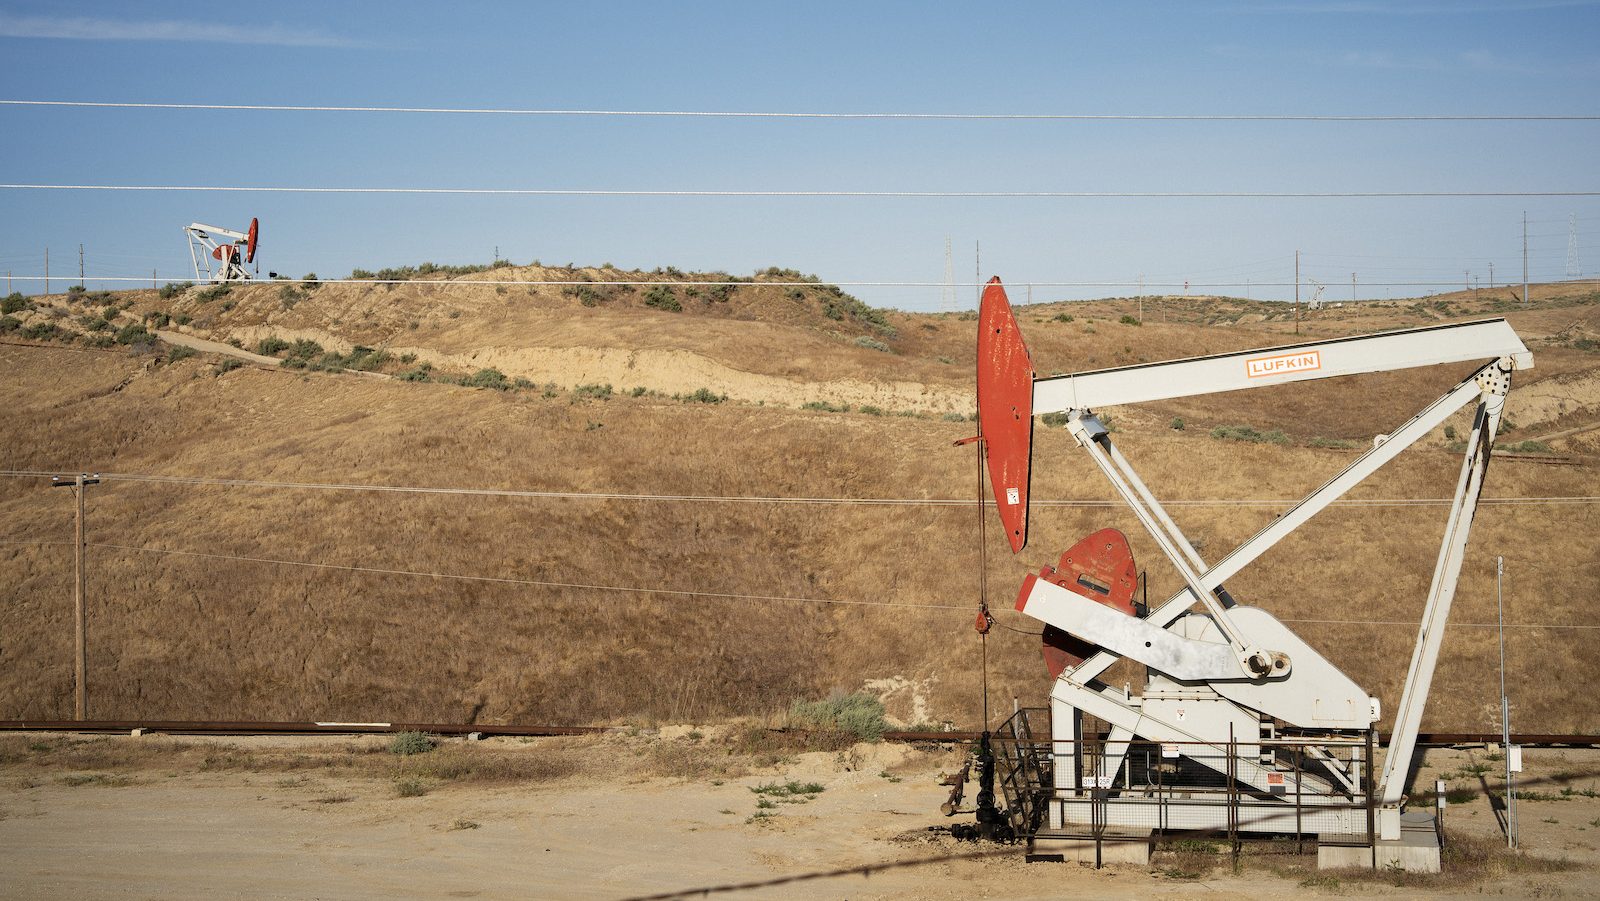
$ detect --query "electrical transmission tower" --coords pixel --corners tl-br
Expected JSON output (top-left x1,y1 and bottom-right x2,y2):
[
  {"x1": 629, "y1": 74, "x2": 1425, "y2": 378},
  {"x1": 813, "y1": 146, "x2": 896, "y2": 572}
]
[
  {"x1": 940, "y1": 237, "x2": 957, "y2": 312},
  {"x1": 1569, "y1": 213, "x2": 1583, "y2": 278}
]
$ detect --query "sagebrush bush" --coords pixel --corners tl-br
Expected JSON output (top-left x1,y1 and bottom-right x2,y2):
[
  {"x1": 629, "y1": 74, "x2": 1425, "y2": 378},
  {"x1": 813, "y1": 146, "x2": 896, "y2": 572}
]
[
  {"x1": 388, "y1": 731, "x2": 435, "y2": 756},
  {"x1": 788, "y1": 692, "x2": 886, "y2": 742}
]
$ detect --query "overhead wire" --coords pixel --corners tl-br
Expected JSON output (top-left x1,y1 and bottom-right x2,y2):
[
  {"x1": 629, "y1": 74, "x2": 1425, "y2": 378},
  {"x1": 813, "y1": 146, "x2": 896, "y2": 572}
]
[
  {"x1": 0, "y1": 470, "x2": 1595, "y2": 509},
  {"x1": 3, "y1": 183, "x2": 1596, "y2": 199},
  {"x1": 5, "y1": 100, "x2": 1598, "y2": 121}
]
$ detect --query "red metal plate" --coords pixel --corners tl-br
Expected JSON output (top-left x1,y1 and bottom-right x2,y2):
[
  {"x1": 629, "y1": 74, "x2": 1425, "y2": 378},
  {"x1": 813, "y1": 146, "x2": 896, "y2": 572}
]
[
  {"x1": 246, "y1": 217, "x2": 259, "y2": 263},
  {"x1": 976, "y1": 277, "x2": 1034, "y2": 553},
  {"x1": 1033, "y1": 529, "x2": 1139, "y2": 678}
]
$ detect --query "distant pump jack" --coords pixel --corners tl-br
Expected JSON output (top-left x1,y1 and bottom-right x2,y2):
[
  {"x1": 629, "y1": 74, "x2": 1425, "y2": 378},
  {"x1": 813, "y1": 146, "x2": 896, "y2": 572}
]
[{"x1": 185, "y1": 217, "x2": 260, "y2": 284}]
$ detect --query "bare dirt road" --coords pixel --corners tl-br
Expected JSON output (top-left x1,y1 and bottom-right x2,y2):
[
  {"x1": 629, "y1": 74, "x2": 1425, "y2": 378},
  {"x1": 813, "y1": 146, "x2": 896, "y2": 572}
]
[{"x1": 0, "y1": 734, "x2": 1593, "y2": 900}]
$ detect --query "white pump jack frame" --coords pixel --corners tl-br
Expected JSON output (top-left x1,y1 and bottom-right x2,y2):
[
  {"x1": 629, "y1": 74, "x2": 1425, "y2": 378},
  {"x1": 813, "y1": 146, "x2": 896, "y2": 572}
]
[
  {"x1": 184, "y1": 222, "x2": 251, "y2": 284},
  {"x1": 1017, "y1": 319, "x2": 1529, "y2": 841}
]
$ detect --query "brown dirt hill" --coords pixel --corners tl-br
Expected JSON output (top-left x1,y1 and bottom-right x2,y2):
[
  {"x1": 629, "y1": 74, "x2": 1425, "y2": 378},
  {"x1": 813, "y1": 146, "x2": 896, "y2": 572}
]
[{"x1": 1, "y1": 276, "x2": 1598, "y2": 733}]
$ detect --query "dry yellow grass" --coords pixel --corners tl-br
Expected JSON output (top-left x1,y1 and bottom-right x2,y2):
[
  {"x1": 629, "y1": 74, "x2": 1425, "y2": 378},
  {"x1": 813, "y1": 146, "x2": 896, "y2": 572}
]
[{"x1": 2, "y1": 277, "x2": 1598, "y2": 733}]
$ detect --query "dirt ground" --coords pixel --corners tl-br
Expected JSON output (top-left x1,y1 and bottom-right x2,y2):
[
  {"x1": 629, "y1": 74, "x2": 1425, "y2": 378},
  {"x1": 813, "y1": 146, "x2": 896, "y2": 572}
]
[{"x1": 0, "y1": 733, "x2": 1594, "y2": 899}]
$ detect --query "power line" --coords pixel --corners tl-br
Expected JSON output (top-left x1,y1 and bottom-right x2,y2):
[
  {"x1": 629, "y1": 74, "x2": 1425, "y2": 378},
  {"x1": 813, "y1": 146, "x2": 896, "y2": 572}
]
[
  {"x1": 89, "y1": 541, "x2": 969, "y2": 611},
  {"x1": 5, "y1": 99, "x2": 1598, "y2": 121},
  {"x1": 1280, "y1": 617, "x2": 1600, "y2": 631},
  {"x1": 0, "y1": 470, "x2": 1594, "y2": 509},
  {"x1": 3, "y1": 183, "x2": 1597, "y2": 199},
  {"x1": 0, "y1": 274, "x2": 1592, "y2": 290}
]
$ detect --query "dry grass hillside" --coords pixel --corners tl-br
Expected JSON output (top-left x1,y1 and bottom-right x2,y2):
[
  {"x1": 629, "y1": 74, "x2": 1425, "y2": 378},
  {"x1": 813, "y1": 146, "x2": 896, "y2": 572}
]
[{"x1": 2, "y1": 268, "x2": 1598, "y2": 734}]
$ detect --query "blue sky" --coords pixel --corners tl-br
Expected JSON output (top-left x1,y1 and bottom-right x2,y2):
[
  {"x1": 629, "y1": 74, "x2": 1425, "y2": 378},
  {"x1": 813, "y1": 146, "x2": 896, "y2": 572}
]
[{"x1": 1, "y1": 1, "x2": 1596, "y2": 309}]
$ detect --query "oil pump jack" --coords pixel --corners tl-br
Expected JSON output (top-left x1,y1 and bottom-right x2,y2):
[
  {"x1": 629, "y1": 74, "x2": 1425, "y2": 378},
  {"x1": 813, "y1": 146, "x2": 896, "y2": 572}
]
[
  {"x1": 970, "y1": 277, "x2": 1530, "y2": 871},
  {"x1": 184, "y1": 217, "x2": 259, "y2": 283}
]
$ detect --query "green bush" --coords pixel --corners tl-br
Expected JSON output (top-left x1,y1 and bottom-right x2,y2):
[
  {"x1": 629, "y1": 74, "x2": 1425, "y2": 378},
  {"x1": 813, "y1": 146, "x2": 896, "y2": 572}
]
[
  {"x1": 682, "y1": 387, "x2": 726, "y2": 404},
  {"x1": 0, "y1": 315, "x2": 20, "y2": 334},
  {"x1": 1170, "y1": 417, "x2": 1185, "y2": 431},
  {"x1": 463, "y1": 368, "x2": 509, "y2": 390},
  {"x1": 21, "y1": 321, "x2": 62, "y2": 341},
  {"x1": 1052, "y1": 312, "x2": 1074, "y2": 323},
  {"x1": 215, "y1": 359, "x2": 242, "y2": 375},
  {"x1": 644, "y1": 285, "x2": 682, "y2": 312},
  {"x1": 395, "y1": 777, "x2": 428, "y2": 798},
  {"x1": 165, "y1": 345, "x2": 197, "y2": 364},
  {"x1": 788, "y1": 693, "x2": 887, "y2": 743},
  {"x1": 158, "y1": 282, "x2": 192, "y2": 300},
  {"x1": 1209, "y1": 424, "x2": 1289, "y2": 445},
  {"x1": 1498, "y1": 440, "x2": 1553, "y2": 454},
  {"x1": 286, "y1": 339, "x2": 323, "y2": 360},
  {"x1": 114, "y1": 322, "x2": 152, "y2": 345},
  {"x1": 853, "y1": 336, "x2": 892, "y2": 353},
  {"x1": 255, "y1": 337, "x2": 290, "y2": 356},
  {"x1": 351, "y1": 268, "x2": 375, "y2": 280},
  {"x1": 573, "y1": 383, "x2": 613, "y2": 399},
  {"x1": 194, "y1": 284, "x2": 231, "y2": 303},
  {"x1": 145, "y1": 311, "x2": 171, "y2": 328},
  {"x1": 301, "y1": 273, "x2": 319, "y2": 290},
  {"x1": 801, "y1": 401, "x2": 850, "y2": 413},
  {"x1": 1119, "y1": 314, "x2": 1142, "y2": 326},
  {"x1": 2, "y1": 292, "x2": 28, "y2": 314},
  {"x1": 397, "y1": 365, "x2": 432, "y2": 382},
  {"x1": 388, "y1": 731, "x2": 435, "y2": 756}
]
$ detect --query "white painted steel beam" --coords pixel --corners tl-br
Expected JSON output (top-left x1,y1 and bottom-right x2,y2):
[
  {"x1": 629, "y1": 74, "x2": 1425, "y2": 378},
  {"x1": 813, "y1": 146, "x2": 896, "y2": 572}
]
[{"x1": 1033, "y1": 319, "x2": 1530, "y2": 414}]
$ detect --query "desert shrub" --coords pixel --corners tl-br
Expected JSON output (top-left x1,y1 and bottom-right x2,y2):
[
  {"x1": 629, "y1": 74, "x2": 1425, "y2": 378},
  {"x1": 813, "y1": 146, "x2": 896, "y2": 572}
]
[
  {"x1": 79, "y1": 315, "x2": 111, "y2": 332},
  {"x1": 644, "y1": 285, "x2": 682, "y2": 312},
  {"x1": 801, "y1": 401, "x2": 850, "y2": 413},
  {"x1": 941, "y1": 412, "x2": 966, "y2": 422},
  {"x1": 2, "y1": 292, "x2": 28, "y2": 314},
  {"x1": 66, "y1": 285, "x2": 86, "y2": 300},
  {"x1": 194, "y1": 284, "x2": 231, "y2": 303},
  {"x1": 255, "y1": 336, "x2": 291, "y2": 356},
  {"x1": 1052, "y1": 312, "x2": 1074, "y2": 322},
  {"x1": 1209, "y1": 424, "x2": 1289, "y2": 445},
  {"x1": 0, "y1": 315, "x2": 19, "y2": 333},
  {"x1": 573, "y1": 383, "x2": 613, "y2": 399},
  {"x1": 1170, "y1": 417, "x2": 1185, "y2": 431},
  {"x1": 1499, "y1": 440, "x2": 1552, "y2": 453},
  {"x1": 113, "y1": 323, "x2": 152, "y2": 345},
  {"x1": 286, "y1": 339, "x2": 323, "y2": 360},
  {"x1": 1309, "y1": 436, "x2": 1357, "y2": 449},
  {"x1": 388, "y1": 731, "x2": 435, "y2": 756},
  {"x1": 463, "y1": 368, "x2": 509, "y2": 390},
  {"x1": 277, "y1": 285, "x2": 303, "y2": 307},
  {"x1": 350, "y1": 268, "x2": 375, "y2": 280},
  {"x1": 215, "y1": 359, "x2": 242, "y2": 375},
  {"x1": 1040, "y1": 411, "x2": 1070, "y2": 428},
  {"x1": 1119, "y1": 314, "x2": 1141, "y2": 326},
  {"x1": 853, "y1": 336, "x2": 892, "y2": 353},
  {"x1": 21, "y1": 321, "x2": 61, "y2": 341},
  {"x1": 397, "y1": 365, "x2": 432, "y2": 382},
  {"x1": 788, "y1": 692, "x2": 886, "y2": 743},
  {"x1": 300, "y1": 273, "x2": 319, "y2": 290},
  {"x1": 158, "y1": 282, "x2": 192, "y2": 300},
  {"x1": 682, "y1": 387, "x2": 726, "y2": 404},
  {"x1": 145, "y1": 311, "x2": 170, "y2": 328},
  {"x1": 175, "y1": 314, "x2": 192, "y2": 326},
  {"x1": 165, "y1": 345, "x2": 196, "y2": 364},
  {"x1": 394, "y1": 777, "x2": 428, "y2": 797}
]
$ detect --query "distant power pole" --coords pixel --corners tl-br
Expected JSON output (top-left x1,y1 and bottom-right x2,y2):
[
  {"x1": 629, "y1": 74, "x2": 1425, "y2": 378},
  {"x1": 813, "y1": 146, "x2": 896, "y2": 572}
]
[
  {"x1": 1294, "y1": 250, "x2": 1300, "y2": 335},
  {"x1": 940, "y1": 237, "x2": 956, "y2": 313},
  {"x1": 1489, "y1": 261, "x2": 1495, "y2": 289},
  {"x1": 1569, "y1": 213, "x2": 1583, "y2": 278},
  {"x1": 79, "y1": 244, "x2": 85, "y2": 289},
  {"x1": 493, "y1": 245, "x2": 500, "y2": 263},
  {"x1": 51, "y1": 473, "x2": 99, "y2": 720},
  {"x1": 1351, "y1": 272, "x2": 1357, "y2": 304},
  {"x1": 152, "y1": 269, "x2": 157, "y2": 291},
  {"x1": 1522, "y1": 212, "x2": 1530, "y2": 306},
  {"x1": 44, "y1": 247, "x2": 49, "y2": 297},
  {"x1": 975, "y1": 240, "x2": 981, "y2": 306}
]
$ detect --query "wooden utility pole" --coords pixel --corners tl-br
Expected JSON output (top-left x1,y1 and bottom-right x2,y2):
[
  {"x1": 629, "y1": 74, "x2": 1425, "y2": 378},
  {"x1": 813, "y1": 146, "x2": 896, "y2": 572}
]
[
  {"x1": 52, "y1": 473, "x2": 99, "y2": 720},
  {"x1": 78, "y1": 244, "x2": 84, "y2": 289},
  {"x1": 1294, "y1": 250, "x2": 1300, "y2": 335}
]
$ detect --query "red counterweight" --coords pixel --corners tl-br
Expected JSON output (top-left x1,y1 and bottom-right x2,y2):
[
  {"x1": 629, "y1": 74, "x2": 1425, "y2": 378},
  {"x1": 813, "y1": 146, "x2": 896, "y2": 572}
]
[{"x1": 1034, "y1": 528, "x2": 1140, "y2": 678}]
